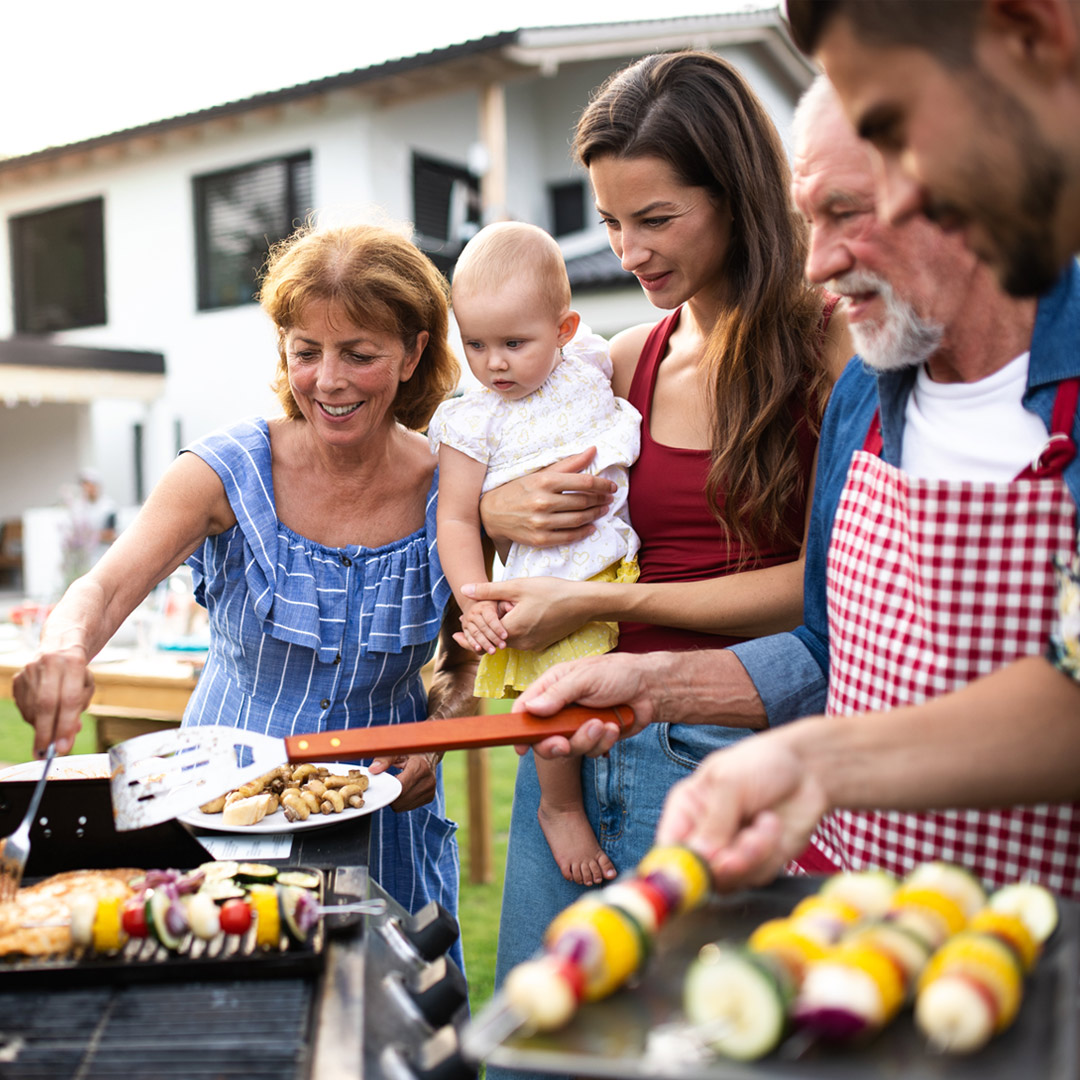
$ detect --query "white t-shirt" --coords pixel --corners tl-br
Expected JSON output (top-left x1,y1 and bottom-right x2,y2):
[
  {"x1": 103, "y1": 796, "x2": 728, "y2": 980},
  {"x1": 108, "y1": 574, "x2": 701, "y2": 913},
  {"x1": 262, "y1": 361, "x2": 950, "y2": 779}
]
[{"x1": 900, "y1": 352, "x2": 1049, "y2": 481}]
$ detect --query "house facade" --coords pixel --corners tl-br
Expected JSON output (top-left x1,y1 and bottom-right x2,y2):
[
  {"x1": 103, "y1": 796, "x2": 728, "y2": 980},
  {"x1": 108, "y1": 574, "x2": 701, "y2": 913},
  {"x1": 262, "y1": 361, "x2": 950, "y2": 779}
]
[{"x1": 0, "y1": 10, "x2": 812, "y2": 594}]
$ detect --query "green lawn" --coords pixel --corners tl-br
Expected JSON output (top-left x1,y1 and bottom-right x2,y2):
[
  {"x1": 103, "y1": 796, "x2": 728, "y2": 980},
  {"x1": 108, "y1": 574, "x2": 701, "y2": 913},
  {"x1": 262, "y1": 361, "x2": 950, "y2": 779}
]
[
  {"x1": 0, "y1": 698, "x2": 99, "y2": 761},
  {"x1": 442, "y1": 744, "x2": 517, "y2": 1010},
  {"x1": 0, "y1": 698, "x2": 515, "y2": 1014}
]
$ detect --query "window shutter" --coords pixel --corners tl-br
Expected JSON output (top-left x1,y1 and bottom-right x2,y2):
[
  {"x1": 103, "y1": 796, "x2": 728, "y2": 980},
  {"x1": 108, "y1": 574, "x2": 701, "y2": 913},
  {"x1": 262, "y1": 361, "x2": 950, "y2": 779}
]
[
  {"x1": 11, "y1": 197, "x2": 106, "y2": 333},
  {"x1": 195, "y1": 153, "x2": 312, "y2": 311}
]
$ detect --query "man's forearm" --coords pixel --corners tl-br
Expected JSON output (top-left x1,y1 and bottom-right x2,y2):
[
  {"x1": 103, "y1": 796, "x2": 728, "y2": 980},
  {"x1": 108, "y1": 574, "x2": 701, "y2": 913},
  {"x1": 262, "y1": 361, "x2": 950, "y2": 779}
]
[
  {"x1": 649, "y1": 648, "x2": 769, "y2": 730},
  {"x1": 789, "y1": 657, "x2": 1080, "y2": 812}
]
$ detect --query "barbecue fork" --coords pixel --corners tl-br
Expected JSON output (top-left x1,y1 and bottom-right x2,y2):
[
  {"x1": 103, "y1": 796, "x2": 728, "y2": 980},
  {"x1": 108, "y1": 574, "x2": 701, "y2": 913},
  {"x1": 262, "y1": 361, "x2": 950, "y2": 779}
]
[{"x1": 0, "y1": 743, "x2": 56, "y2": 901}]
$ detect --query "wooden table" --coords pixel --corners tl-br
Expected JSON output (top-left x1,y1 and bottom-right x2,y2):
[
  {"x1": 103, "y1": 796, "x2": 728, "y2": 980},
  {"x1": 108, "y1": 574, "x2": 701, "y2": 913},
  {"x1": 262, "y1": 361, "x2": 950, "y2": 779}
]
[{"x1": 0, "y1": 650, "x2": 199, "y2": 751}]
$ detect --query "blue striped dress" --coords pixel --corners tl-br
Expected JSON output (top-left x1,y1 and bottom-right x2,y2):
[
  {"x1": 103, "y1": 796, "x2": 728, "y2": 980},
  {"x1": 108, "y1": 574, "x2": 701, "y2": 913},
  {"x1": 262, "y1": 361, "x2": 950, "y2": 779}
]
[{"x1": 181, "y1": 418, "x2": 462, "y2": 968}]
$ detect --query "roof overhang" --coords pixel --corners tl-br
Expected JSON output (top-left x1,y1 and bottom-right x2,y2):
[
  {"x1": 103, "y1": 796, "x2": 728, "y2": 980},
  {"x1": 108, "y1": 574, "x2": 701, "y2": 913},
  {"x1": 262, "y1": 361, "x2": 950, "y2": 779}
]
[
  {"x1": 0, "y1": 339, "x2": 166, "y2": 405},
  {"x1": 508, "y1": 13, "x2": 815, "y2": 88},
  {"x1": 0, "y1": 10, "x2": 812, "y2": 187}
]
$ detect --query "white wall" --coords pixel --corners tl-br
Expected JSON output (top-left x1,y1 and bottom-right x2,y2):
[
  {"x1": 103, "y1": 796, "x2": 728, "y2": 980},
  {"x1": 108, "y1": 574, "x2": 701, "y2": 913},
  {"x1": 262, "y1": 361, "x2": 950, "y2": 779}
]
[{"x1": 0, "y1": 402, "x2": 88, "y2": 520}]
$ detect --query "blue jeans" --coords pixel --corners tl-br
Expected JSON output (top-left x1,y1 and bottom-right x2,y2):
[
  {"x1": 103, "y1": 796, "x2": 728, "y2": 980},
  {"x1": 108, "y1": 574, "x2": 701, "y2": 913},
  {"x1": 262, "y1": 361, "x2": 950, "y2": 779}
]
[{"x1": 486, "y1": 721, "x2": 749, "y2": 1080}]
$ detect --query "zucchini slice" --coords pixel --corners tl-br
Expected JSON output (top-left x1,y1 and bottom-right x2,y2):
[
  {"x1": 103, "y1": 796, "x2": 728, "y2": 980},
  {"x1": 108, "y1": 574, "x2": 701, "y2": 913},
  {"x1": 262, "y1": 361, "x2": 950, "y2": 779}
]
[
  {"x1": 201, "y1": 880, "x2": 248, "y2": 904},
  {"x1": 905, "y1": 862, "x2": 987, "y2": 918},
  {"x1": 198, "y1": 860, "x2": 240, "y2": 882},
  {"x1": 234, "y1": 862, "x2": 279, "y2": 885},
  {"x1": 278, "y1": 884, "x2": 320, "y2": 944},
  {"x1": 988, "y1": 882, "x2": 1060, "y2": 945},
  {"x1": 684, "y1": 943, "x2": 790, "y2": 1060},
  {"x1": 146, "y1": 890, "x2": 182, "y2": 950},
  {"x1": 277, "y1": 870, "x2": 320, "y2": 890}
]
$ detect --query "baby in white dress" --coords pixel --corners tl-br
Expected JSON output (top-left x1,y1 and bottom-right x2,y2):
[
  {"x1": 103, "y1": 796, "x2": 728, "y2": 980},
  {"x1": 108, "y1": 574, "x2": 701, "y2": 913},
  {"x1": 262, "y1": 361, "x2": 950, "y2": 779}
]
[{"x1": 429, "y1": 221, "x2": 640, "y2": 884}]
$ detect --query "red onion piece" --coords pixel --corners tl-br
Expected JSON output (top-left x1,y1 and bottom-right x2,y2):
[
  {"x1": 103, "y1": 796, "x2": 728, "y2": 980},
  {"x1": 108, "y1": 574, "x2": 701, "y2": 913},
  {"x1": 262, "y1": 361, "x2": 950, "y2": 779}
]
[
  {"x1": 295, "y1": 890, "x2": 319, "y2": 934},
  {"x1": 793, "y1": 1005, "x2": 870, "y2": 1041},
  {"x1": 175, "y1": 869, "x2": 206, "y2": 895},
  {"x1": 165, "y1": 899, "x2": 190, "y2": 937},
  {"x1": 144, "y1": 869, "x2": 180, "y2": 889}
]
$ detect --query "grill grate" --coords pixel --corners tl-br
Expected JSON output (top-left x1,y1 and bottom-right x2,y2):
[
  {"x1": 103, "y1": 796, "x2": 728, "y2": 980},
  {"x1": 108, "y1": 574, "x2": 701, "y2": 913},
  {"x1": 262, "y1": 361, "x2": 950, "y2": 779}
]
[{"x1": 0, "y1": 979, "x2": 314, "y2": 1080}]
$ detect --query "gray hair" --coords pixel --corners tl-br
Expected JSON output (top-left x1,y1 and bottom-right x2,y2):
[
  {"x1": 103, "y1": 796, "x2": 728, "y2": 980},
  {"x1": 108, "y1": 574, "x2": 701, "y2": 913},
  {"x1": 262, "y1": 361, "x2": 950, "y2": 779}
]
[{"x1": 791, "y1": 74, "x2": 843, "y2": 156}]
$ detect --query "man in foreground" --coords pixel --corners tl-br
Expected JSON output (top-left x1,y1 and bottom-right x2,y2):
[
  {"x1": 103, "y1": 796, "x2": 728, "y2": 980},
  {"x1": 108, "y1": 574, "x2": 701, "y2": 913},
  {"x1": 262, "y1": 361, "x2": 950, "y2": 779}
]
[
  {"x1": 501, "y1": 77, "x2": 1080, "y2": 891},
  {"x1": 784, "y1": 0, "x2": 1080, "y2": 298}
]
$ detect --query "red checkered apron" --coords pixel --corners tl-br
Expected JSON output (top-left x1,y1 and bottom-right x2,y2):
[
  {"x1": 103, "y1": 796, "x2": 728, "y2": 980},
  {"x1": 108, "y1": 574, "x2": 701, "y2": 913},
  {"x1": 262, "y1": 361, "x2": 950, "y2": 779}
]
[{"x1": 795, "y1": 377, "x2": 1080, "y2": 898}]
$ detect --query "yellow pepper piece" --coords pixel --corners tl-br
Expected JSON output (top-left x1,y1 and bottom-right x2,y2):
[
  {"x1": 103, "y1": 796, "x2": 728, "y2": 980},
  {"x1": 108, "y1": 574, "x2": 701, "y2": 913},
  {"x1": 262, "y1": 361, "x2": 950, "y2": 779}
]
[
  {"x1": 545, "y1": 896, "x2": 603, "y2": 946},
  {"x1": 890, "y1": 885, "x2": 968, "y2": 938},
  {"x1": 748, "y1": 918, "x2": 827, "y2": 981},
  {"x1": 92, "y1": 895, "x2": 126, "y2": 954},
  {"x1": 250, "y1": 884, "x2": 281, "y2": 950},
  {"x1": 968, "y1": 908, "x2": 1039, "y2": 973},
  {"x1": 919, "y1": 931, "x2": 1023, "y2": 1031},
  {"x1": 832, "y1": 943, "x2": 906, "y2": 1020},
  {"x1": 790, "y1": 894, "x2": 862, "y2": 925},
  {"x1": 547, "y1": 898, "x2": 643, "y2": 1001},
  {"x1": 636, "y1": 846, "x2": 711, "y2": 913}
]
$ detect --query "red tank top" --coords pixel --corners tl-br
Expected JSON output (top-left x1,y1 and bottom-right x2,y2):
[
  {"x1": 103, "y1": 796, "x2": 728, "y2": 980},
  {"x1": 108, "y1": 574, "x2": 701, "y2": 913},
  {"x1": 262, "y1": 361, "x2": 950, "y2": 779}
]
[{"x1": 618, "y1": 307, "x2": 815, "y2": 653}]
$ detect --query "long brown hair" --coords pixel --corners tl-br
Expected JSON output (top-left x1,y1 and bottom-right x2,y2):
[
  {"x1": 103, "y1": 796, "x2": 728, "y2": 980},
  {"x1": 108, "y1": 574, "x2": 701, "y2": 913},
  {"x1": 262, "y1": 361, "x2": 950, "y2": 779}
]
[{"x1": 574, "y1": 51, "x2": 830, "y2": 554}]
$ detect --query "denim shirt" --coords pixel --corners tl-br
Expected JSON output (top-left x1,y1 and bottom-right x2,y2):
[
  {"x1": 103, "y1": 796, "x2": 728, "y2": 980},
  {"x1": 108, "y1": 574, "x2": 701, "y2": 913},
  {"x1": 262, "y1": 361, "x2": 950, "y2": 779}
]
[{"x1": 732, "y1": 258, "x2": 1080, "y2": 726}]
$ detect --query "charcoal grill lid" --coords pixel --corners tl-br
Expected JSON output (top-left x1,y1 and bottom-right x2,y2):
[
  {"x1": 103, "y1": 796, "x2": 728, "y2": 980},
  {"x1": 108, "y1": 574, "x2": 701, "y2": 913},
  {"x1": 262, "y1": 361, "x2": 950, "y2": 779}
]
[{"x1": 0, "y1": 777, "x2": 212, "y2": 875}]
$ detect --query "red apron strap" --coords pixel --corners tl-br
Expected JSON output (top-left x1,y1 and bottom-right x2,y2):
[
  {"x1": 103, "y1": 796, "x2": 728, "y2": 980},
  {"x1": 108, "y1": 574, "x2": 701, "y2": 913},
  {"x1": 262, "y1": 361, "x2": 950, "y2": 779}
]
[
  {"x1": 862, "y1": 408, "x2": 884, "y2": 457},
  {"x1": 1017, "y1": 376, "x2": 1080, "y2": 480}
]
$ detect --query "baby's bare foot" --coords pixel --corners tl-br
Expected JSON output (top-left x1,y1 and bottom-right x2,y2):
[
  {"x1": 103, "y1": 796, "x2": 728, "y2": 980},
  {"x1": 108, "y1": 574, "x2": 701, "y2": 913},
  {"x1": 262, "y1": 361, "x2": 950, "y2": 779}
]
[{"x1": 538, "y1": 803, "x2": 617, "y2": 886}]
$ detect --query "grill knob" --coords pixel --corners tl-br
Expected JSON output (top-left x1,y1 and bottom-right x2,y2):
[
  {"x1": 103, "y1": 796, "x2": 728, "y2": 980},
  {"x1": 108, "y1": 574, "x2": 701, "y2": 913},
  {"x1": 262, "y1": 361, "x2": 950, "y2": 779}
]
[
  {"x1": 402, "y1": 901, "x2": 460, "y2": 962},
  {"x1": 413, "y1": 1025, "x2": 477, "y2": 1080},
  {"x1": 407, "y1": 955, "x2": 469, "y2": 1027}
]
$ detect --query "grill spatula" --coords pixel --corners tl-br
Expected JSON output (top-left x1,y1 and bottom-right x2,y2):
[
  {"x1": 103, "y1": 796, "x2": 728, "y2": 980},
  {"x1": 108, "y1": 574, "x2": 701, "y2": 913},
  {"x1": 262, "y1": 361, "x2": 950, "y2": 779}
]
[{"x1": 108, "y1": 705, "x2": 634, "y2": 831}]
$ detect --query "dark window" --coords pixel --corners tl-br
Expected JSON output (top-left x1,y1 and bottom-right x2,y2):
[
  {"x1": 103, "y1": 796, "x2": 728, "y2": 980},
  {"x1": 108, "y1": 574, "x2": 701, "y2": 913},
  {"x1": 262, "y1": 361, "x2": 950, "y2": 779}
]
[
  {"x1": 412, "y1": 153, "x2": 481, "y2": 273},
  {"x1": 194, "y1": 153, "x2": 312, "y2": 311},
  {"x1": 550, "y1": 180, "x2": 586, "y2": 237},
  {"x1": 10, "y1": 198, "x2": 106, "y2": 333}
]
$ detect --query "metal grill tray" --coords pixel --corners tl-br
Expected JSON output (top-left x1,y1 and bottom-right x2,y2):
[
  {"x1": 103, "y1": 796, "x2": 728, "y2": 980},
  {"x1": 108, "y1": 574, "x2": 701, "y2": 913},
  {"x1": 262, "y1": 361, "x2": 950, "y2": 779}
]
[
  {"x1": 481, "y1": 876, "x2": 1079, "y2": 1079},
  {"x1": 3, "y1": 866, "x2": 337, "y2": 986}
]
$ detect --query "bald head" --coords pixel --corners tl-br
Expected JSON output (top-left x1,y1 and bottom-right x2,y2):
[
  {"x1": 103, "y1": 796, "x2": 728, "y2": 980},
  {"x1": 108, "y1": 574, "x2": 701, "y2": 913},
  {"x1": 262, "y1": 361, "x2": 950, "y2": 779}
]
[{"x1": 452, "y1": 221, "x2": 571, "y2": 320}]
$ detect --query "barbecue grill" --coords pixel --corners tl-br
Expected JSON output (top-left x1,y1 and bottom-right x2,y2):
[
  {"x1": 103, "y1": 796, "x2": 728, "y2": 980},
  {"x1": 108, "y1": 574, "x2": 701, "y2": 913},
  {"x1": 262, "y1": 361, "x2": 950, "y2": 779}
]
[{"x1": 0, "y1": 775, "x2": 474, "y2": 1080}]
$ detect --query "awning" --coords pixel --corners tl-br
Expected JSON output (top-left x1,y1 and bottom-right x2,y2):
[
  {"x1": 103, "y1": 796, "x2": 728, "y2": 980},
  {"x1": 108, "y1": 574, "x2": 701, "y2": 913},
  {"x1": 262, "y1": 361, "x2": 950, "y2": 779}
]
[{"x1": 0, "y1": 338, "x2": 166, "y2": 404}]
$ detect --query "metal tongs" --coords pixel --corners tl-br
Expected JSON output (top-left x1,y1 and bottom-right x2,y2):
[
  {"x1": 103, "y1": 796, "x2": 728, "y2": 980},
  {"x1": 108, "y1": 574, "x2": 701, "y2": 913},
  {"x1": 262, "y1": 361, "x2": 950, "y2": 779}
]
[{"x1": 108, "y1": 706, "x2": 635, "y2": 830}]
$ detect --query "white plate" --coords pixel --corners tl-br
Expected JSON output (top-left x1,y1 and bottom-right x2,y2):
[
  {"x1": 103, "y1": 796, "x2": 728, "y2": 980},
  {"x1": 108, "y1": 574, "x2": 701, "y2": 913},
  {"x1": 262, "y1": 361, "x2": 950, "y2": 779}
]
[
  {"x1": 0, "y1": 753, "x2": 111, "y2": 781},
  {"x1": 177, "y1": 765, "x2": 401, "y2": 834}
]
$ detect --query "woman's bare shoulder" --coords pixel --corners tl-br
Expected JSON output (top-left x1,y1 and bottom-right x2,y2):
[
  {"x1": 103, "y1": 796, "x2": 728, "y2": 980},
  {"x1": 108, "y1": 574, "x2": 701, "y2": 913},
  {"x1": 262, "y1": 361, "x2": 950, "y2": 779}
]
[
  {"x1": 610, "y1": 321, "x2": 659, "y2": 397},
  {"x1": 401, "y1": 427, "x2": 439, "y2": 479}
]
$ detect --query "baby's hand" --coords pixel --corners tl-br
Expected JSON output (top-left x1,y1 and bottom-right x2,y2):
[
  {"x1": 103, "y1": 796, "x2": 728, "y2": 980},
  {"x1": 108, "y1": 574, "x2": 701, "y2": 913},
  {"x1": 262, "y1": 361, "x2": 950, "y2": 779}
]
[{"x1": 458, "y1": 599, "x2": 509, "y2": 655}]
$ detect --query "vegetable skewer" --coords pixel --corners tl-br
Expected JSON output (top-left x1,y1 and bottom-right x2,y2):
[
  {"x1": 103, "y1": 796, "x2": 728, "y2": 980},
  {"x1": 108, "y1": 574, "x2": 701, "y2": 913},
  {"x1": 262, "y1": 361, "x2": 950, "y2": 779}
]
[
  {"x1": 499, "y1": 845, "x2": 713, "y2": 1034},
  {"x1": 684, "y1": 862, "x2": 1060, "y2": 1062}
]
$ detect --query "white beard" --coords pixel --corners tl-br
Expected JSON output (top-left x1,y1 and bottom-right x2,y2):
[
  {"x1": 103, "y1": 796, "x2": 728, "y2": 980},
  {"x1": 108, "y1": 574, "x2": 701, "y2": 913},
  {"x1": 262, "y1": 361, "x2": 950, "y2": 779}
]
[{"x1": 830, "y1": 269, "x2": 943, "y2": 372}]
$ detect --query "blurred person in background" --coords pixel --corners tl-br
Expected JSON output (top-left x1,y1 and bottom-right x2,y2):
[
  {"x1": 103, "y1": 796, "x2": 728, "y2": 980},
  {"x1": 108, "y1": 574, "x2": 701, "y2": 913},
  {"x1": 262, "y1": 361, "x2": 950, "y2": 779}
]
[{"x1": 61, "y1": 467, "x2": 118, "y2": 582}]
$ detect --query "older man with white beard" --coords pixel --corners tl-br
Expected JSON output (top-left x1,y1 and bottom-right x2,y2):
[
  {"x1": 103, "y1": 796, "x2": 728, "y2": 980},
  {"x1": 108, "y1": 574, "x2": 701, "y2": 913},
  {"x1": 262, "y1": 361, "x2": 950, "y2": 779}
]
[{"x1": 509, "y1": 75, "x2": 1080, "y2": 897}]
